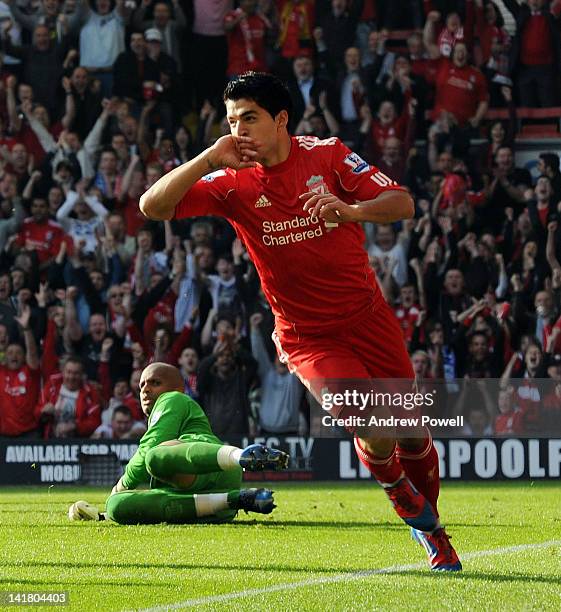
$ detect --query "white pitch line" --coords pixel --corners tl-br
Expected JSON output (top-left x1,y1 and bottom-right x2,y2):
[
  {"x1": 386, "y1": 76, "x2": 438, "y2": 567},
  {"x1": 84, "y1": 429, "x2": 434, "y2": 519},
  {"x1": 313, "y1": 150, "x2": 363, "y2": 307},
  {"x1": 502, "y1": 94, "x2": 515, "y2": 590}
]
[{"x1": 140, "y1": 539, "x2": 561, "y2": 611}]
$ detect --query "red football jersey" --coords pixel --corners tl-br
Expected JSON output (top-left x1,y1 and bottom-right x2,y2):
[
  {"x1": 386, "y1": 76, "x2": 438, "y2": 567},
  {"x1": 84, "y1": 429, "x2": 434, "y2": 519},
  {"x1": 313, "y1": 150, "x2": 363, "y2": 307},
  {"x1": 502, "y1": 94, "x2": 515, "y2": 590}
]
[
  {"x1": 224, "y1": 10, "x2": 268, "y2": 75},
  {"x1": 431, "y1": 58, "x2": 488, "y2": 126},
  {"x1": 394, "y1": 304, "x2": 421, "y2": 343},
  {"x1": 175, "y1": 136, "x2": 406, "y2": 335},
  {"x1": 16, "y1": 218, "x2": 66, "y2": 263},
  {"x1": 0, "y1": 365, "x2": 40, "y2": 435}
]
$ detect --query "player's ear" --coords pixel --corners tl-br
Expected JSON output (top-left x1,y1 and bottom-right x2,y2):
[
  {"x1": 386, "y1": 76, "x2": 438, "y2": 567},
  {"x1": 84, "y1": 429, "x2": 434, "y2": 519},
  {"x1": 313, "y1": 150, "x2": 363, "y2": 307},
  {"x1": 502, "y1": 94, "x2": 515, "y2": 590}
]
[{"x1": 276, "y1": 110, "x2": 289, "y2": 131}]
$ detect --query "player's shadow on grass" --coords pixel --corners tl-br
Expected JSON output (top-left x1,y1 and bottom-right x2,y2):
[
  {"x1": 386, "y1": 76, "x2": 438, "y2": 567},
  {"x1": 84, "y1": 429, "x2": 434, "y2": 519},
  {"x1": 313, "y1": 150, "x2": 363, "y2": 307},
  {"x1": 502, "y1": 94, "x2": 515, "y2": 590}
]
[
  {"x1": 236, "y1": 520, "x2": 404, "y2": 529},
  {"x1": 388, "y1": 570, "x2": 561, "y2": 585},
  {"x1": 0, "y1": 560, "x2": 353, "y2": 575}
]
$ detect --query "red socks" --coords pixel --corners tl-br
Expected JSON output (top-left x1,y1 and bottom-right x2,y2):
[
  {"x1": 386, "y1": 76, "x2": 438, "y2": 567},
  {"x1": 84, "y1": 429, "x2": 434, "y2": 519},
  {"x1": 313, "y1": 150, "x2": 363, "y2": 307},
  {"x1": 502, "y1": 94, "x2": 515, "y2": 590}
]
[
  {"x1": 354, "y1": 431, "x2": 440, "y2": 517},
  {"x1": 353, "y1": 437, "x2": 403, "y2": 486},
  {"x1": 396, "y1": 431, "x2": 440, "y2": 516}
]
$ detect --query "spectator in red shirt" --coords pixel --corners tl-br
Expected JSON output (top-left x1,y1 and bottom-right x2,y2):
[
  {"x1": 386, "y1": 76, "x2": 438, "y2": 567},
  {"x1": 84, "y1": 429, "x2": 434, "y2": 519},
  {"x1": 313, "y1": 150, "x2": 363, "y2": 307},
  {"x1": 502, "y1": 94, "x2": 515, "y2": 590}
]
[
  {"x1": 424, "y1": 9, "x2": 469, "y2": 59},
  {"x1": 36, "y1": 356, "x2": 101, "y2": 439},
  {"x1": 224, "y1": 0, "x2": 270, "y2": 77},
  {"x1": 506, "y1": 0, "x2": 561, "y2": 107},
  {"x1": 367, "y1": 98, "x2": 415, "y2": 163},
  {"x1": 276, "y1": 0, "x2": 314, "y2": 76},
  {"x1": 0, "y1": 305, "x2": 40, "y2": 437},
  {"x1": 394, "y1": 283, "x2": 422, "y2": 347},
  {"x1": 474, "y1": 0, "x2": 510, "y2": 69},
  {"x1": 494, "y1": 386, "x2": 523, "y2": 435},
  {"x1": 13, "y1": 197, "x2": 67, "y2": 272},
  {"x1": 429, "y1": 41, "x2": 489, "y2": 128}
]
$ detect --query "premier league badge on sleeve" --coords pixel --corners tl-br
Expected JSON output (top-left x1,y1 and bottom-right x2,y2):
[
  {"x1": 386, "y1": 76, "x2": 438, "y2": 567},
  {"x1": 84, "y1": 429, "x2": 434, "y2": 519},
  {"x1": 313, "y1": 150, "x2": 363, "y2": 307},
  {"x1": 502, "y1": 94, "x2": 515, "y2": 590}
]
[{"x1": 343, "y1": 152, "x2": 370, "y2": 174}]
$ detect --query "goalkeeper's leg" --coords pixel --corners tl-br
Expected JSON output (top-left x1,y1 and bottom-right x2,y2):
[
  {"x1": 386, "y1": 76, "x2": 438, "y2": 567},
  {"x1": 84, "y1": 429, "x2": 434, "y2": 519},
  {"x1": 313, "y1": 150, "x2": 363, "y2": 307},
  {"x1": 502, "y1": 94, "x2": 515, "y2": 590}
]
[
  {"x1": 106, "y1": 488, "x2": 239, "y2": 524},
  {"x1": 144, "y1": 438, "x2": 288, "y2": 489},
  {"x1": 106, "y1": 465, "x2": 275, "y2": 524}
]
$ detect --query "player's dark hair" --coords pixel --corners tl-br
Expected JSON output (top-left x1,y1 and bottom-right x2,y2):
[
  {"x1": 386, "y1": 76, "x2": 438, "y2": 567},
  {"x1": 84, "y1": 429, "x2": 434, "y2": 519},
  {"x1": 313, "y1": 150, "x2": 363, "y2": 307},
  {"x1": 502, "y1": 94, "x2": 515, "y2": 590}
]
[{"x1": 224, "y1": 72, "x2": 293, "y2": 126}]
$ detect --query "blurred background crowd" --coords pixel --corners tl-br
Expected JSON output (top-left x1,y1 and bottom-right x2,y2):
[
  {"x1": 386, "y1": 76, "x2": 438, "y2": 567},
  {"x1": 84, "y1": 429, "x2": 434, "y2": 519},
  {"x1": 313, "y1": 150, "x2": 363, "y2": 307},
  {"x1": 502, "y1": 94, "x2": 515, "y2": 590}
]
[{"x1": 0, "y1": 0, "x2": 560, "y2": 441}]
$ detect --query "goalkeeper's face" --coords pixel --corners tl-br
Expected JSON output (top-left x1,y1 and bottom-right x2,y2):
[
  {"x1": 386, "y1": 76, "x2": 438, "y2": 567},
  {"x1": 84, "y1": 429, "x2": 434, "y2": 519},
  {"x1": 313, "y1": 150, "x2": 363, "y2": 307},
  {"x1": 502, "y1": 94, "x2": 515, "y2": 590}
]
[
  {"x1": 139, "y1": 363, "x2": 184, "y2": 415},
  {"x1": 139, "y1": 371, "x2": 167, "y2": 415}
]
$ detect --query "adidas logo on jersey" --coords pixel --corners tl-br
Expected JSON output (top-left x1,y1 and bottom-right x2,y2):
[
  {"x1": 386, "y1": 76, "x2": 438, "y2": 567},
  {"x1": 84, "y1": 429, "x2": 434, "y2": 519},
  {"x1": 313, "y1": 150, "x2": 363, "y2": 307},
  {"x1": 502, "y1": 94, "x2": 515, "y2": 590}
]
[{"x1": 255, "y1": 195, "x2": 272, "y2": 208}]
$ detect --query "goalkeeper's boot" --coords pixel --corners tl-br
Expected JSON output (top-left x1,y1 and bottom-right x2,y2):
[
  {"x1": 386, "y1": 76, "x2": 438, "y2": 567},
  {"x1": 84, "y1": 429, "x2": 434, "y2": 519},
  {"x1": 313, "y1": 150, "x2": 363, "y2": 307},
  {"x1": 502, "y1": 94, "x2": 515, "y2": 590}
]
[
  {"x1": 383, "y1": 476, "x2": 438, "y2": 532},
  {"x1": 68, "y1": 500, "x2": 105, "y2": 521},
  {"x1": 411, "y1": 527, "x2": 462, "y2": 571},
  {"x1": 239, "y1": 444, "x2": 289, "y2": 471},
  {"x1": 235, "y1": 488, "x2": 276, "y2": 514}
]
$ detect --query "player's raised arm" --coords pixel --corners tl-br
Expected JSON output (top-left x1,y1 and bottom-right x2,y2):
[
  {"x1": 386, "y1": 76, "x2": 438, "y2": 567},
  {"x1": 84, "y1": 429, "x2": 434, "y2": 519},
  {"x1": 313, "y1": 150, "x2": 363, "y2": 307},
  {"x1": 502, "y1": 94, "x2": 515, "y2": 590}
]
[{"x1": 139, "y1": 135, "x2": 259, "y2": 220}]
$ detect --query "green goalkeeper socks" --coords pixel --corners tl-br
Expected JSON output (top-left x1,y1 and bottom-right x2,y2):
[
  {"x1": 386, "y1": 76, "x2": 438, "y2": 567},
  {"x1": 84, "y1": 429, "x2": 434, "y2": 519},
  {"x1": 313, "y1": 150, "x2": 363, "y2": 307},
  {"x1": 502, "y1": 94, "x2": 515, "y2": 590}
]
[
  {"x1": 145, "y1": 442, "x2": 242, "y2": 482},
  {"x1": 106, "y1": 489, "x2": 240, "y2": 524}
]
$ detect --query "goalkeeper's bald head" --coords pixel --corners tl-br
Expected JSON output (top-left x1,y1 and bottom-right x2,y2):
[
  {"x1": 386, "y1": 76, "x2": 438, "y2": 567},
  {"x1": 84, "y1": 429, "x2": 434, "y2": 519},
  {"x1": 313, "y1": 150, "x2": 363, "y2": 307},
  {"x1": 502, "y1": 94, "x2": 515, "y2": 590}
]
[{"x1": 139, "y1": 362, "x2": 185, "y2": 415}]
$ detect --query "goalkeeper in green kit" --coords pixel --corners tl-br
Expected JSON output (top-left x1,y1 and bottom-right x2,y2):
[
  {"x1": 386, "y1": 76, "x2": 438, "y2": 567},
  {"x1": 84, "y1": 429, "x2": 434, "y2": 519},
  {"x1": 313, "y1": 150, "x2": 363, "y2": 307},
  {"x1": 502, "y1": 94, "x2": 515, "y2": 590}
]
[{"x1": 69, "y1": 363, "x2": 289, "y2": 524}]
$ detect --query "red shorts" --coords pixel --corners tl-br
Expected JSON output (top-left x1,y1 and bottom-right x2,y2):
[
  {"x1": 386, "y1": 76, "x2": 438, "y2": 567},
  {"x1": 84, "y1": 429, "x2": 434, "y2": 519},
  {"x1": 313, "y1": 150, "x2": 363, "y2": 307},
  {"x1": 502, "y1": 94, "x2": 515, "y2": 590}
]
[{"x1": 273, "y1": 298, "x2": 414, "y2": 402}]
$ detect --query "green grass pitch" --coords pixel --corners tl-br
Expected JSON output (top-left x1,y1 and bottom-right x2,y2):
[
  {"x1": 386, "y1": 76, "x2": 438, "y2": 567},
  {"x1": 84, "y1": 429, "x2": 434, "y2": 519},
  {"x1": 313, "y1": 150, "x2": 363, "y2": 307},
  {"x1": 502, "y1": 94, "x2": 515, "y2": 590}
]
[{"x1": 0, "y1": 482, "x2": 559, "y2": 611}]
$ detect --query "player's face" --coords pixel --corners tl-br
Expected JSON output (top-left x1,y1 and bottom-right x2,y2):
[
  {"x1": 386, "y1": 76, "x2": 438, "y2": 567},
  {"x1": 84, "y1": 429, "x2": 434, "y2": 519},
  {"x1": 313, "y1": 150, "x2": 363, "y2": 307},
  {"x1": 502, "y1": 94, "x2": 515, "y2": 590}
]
[
  {"x1": 139, "y1": 369, "x2": 170, "y2": 415},
  {"x1": 225, "y1": 98, "x2": 285, "y2": 161}
]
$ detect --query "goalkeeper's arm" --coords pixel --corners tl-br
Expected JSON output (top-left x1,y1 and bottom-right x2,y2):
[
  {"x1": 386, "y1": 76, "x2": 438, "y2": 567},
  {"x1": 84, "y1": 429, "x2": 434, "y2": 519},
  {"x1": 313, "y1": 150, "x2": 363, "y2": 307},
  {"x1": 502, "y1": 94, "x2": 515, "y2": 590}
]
[{"x1": 111, "y1": 393, "x2": 188, "y2": 492}]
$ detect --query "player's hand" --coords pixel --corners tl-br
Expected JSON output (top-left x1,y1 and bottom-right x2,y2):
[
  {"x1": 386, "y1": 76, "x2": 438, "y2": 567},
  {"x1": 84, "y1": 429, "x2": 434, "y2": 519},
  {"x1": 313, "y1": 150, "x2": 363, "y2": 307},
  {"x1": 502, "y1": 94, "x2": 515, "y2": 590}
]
[
  {"x1": 300, "y1": 192, "x2": 357, "y2": 223},
  {"x1": 111, "y1": 478, "x2": 127, "y2": 495},
  {"x1": 207, "y1": 135, "x2": 260, "y2": 170}
]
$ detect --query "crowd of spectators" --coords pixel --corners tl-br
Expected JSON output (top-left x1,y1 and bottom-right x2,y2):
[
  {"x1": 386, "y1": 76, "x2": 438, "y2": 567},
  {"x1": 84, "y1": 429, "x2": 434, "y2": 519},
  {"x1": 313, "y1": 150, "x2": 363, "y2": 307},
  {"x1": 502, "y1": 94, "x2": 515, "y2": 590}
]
[{"x1": 0, "y1": 0, "x2": 560, "y2": 442}]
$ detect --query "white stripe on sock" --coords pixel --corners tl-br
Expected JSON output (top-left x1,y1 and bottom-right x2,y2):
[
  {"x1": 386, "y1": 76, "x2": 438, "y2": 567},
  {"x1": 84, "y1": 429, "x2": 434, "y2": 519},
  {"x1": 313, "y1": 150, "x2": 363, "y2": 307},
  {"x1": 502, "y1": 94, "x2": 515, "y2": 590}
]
[{"x1": 193, "y1": 493, "x2": 229, "y2": 517}]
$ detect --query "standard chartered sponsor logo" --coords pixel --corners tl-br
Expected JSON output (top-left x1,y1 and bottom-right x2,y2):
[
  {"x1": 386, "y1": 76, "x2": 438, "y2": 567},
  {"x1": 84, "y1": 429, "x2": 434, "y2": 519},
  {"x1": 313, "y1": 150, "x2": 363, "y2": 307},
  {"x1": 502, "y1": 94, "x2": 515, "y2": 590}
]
[{"x1": 262, "y1": 214, "x2": 324, "y2": 246}]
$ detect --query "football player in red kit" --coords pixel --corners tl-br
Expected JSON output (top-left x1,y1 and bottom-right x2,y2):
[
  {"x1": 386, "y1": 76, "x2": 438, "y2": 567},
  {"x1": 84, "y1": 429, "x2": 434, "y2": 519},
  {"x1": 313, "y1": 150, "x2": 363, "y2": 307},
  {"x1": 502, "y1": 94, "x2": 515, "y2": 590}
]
[{"x1": 140, "y1": 72, "x2": 461, "y2": 571}]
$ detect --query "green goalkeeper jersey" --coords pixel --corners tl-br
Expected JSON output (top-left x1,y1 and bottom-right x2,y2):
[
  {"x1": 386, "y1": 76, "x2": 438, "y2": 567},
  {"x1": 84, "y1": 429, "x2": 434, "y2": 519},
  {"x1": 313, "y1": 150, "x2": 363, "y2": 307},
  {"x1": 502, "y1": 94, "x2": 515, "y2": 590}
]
[{"x1": 121, "y1": 391, "x2": 221, "y2": 489}]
